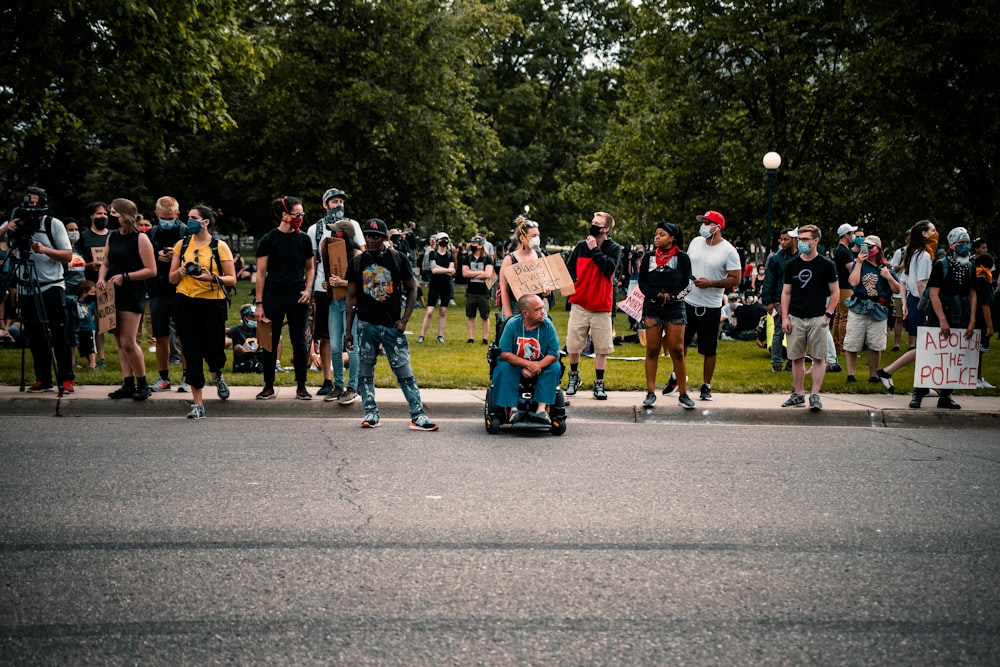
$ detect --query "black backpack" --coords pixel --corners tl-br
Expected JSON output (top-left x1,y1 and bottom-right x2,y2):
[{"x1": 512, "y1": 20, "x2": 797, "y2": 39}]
[{"x1": 179, "y1": 233, "x2": 231, "y2": 305}]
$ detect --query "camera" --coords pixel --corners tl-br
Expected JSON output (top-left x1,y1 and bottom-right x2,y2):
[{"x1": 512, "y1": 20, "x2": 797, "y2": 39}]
[
  {"x1": 7, "y1": 187, "x2": 49, "y2": 252},
  {"x1": 184, "y1": 262, "x2": 203, "y2": 276}
]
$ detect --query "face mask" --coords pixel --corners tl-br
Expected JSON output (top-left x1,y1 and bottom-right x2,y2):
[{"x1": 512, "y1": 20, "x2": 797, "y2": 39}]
[
  {"x1": 955, "y1": 243, "x2": 971, "y2": 257},
  {"x1": 528, "y1": 236, "x2": 541, "y2": 250},
  {"x1": 93, "y1": 217, "x2": 108, "y2": 230},
  {"x1": 699, "y1": 224, "x2": 713, "y2": 239},
  {"x1": 852, "y1": 236, "x2": 864, "y2": 246},
  {"x1": 186, "y1": 218, "x2": 204, "y2": 235},
  {"x1": 245, "y1": 319, "x2": 257, "y2": 330},
  {"x1": 158, "y1": 219, "x2": 178, "y2": 231},
  {"x1": 108, "y1": 215, "x2": 121, "y2": 230},
  {"x1": 590, "y1": 224, "x2": 604, "y2": 237},
  {"x1": 797, "y1": 241, "x2": 812, "y2": 255},
  {"x1": 67, "y1": 231, "x2": 80, "y2": 243},
  {"x1": 288, "y1": 216, "x2": 303, "y2": 231},
  {"x1": 325, "y1": 205, "x2": 344, "y2": 222}
]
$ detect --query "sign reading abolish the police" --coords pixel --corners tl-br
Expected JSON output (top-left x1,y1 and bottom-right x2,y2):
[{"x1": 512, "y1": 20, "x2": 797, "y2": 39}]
[
  {"x1": 96, "y1": 283, "x2": 116, "y2": 334},
  {"x1": 501, "y1": 255, "x2": 576, "y2": 299},
  {"x1": 913, "y1": 326, "x2": 980, "y2": 389}
]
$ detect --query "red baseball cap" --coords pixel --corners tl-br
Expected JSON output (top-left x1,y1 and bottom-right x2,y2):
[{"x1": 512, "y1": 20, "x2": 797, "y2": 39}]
[{"x1": 696, "y1": 210, "x2": 725, "y2": 229}]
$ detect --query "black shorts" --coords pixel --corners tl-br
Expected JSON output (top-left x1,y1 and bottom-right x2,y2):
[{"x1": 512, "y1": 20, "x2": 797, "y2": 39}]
[
  {"x1": 683, "y1": 304, "x2": 721, "y2": 356},
  {"x1": 466, "y1": 292, "x2": 491, "y2": 319},
  {"x1": 114, "y1": 282, "x2": 146, "y2": 314},
  {"x1": 149, "y1": 293, "x2": 178, "y2": 338},
  {"x1": 312, "y1": 291, "x2": 331, "y2": 340},
  {"x1": 78, "y1": 329, "x2": 96, "y2": 357},
  {"x1": 426, "y1": 281, "x2": 453, "y2": 308}
]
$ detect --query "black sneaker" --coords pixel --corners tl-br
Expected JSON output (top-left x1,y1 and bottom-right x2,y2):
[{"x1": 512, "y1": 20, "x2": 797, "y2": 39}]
[
  {"x1": 808, "y1": 393, "x2": 823, "y2": 411},
  {"x1": 593, "y1": 380, "x2": 607, "y2": 400},
  {"x1": 699, "y1": 383, "x2": 712, "y2": 401},
  {"x1": 566, "y1": 371, "x2": 581, "y2": 396},
  {"x1": 132, "y1": 385, "x2": 151, "y2": 401},
  {"x1": 642, "y1": 391, "x2": 656, "y2": 407},
  {"x1": 678, "y1": 393, "x2": 695, "y2": 409},
  {"x1": 846, "y1": 375, "x2": 856, "y2": 383},
  {"x1": 782, "y1": 393, "x2": 805, "y2": 407},
  {"x1": 108, "y1": 385, "x2": 135, "y2": 399},
  {"x1": 828, "y1": 363, "x2": 843, "y2": 373},
  {"x1": 937, "y1": 395, "x2": 961, "y2": 410},
  {"x1": 316, "y1": 380, "x2": 334, "y2": 396},
  {"x1": 296, "y1": 387, "x2": 312, "y2": 400},
  {"x1": 256, "y1": 387, "x2": 276, "y2": 400},
  {"x1": 662, "y1": 372, "x2": 678, "y2": 396}
]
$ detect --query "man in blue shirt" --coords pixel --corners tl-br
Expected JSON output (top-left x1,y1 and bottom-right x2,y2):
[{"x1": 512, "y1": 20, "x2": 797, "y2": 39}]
[{"x1": 492, "y1": 294, "x2": 561, "y2": 425}]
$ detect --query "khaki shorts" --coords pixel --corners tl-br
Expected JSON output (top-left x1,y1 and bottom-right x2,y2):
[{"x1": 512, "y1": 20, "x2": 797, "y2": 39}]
[
  {"x1": 786, "y1": 314, "x2": 829, "y2": 360},
  {"x1": 566, "y1": 304, "x2": 615, "y2": 355},
  {"x1": 843, "y1": 311, "x2": 888, "y2": 352}
]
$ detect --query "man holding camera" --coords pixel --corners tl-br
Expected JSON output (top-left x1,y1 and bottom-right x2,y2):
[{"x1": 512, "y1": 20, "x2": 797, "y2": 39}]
[{"x1": 0, "y1": 188, "x2": 75, "y2": 393}]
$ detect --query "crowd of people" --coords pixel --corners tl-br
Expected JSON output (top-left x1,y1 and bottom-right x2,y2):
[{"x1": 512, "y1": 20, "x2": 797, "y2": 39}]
[{"x1": 2, "y1": 185, "x2": 996, "y2": 425}]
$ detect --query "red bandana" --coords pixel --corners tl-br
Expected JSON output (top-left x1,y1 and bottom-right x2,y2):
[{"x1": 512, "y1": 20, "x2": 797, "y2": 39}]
[{"x1": 654, "y1": 245, "x2": 677, "y2": 268}]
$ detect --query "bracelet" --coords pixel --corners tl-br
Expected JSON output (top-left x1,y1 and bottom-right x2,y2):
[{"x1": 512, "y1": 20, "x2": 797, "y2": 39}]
[
  {"x1": 123, "y1": 272, "x2": 129, "y2": 282},
  {"x1": 255, "y1": 301, "x2": 262, "y2": 305}
]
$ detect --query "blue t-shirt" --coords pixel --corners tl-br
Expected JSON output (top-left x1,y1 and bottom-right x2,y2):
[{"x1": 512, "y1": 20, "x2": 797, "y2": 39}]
[{"x1": 498, "y1": 314, "x2": 561, "y2": 362}]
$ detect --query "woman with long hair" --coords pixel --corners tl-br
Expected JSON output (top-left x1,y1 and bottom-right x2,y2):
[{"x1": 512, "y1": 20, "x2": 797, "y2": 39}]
[
  {"x1": 498, "y1": 215, "x2": 551, "y2": 320},
  {"x1": 638, "y1": 221, "x2": 695, "y2": 409},
  {"x1": 875, "y1": 220, "x2": 938, "y2": 399},
  {"x1": 98, "y1": 198, "x2": 157, "y2": 400},
  {"x1": 254, "y1": 196, "x2": 314, "y2": 400},
  {"x1": 168, "y1": 205, "x2": 237, "y2": 419}
]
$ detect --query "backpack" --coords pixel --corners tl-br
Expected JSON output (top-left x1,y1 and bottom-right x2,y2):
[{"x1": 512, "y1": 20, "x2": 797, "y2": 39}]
[{"x1": 179, "y1": 233, "x2": 231, "y2": 306}]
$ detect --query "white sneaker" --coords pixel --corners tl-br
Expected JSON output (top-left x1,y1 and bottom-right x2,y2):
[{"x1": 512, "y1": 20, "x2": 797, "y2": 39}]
[{"x1": 977, "y1": 378, "x2": 995, "y2": 389}]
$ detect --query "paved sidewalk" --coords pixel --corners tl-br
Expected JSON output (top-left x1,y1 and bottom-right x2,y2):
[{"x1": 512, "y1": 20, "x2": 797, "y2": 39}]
[{"x1": 1, "y1": 383, "x2": 996, "y2": 429}]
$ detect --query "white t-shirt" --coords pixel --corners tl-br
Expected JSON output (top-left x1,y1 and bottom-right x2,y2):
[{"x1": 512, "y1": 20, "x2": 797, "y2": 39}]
[
  {"x1": 905, "y1": 249, "x2": 932, "y2": 297},
  {"x1": 685, "y1": 236, "x2": 742, "y2": 308}
]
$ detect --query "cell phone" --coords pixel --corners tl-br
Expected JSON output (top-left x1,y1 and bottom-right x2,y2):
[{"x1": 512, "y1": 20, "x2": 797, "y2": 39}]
[{"x1": 860, "y1": 243, "x2": 869, "y2": 255}]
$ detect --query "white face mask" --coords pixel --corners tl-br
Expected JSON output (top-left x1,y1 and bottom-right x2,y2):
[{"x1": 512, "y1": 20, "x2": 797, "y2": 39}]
[
  {"x1": 699, "y1": 225, "x2": 713, "y2": 239},
  {"x1": 528, "y1": 236, "x2": 541, "y2": 250}
]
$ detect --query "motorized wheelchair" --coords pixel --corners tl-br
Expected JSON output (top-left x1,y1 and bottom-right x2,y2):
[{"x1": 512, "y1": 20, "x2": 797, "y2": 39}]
[{"x1": 483, "y1": 314, "x2": 567, "y2": 435}]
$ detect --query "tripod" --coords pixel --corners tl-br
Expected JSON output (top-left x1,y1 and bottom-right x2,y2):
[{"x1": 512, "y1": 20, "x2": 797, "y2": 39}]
[{"x1": 0, "y1": 242, "x2": 67, "y2": 397}]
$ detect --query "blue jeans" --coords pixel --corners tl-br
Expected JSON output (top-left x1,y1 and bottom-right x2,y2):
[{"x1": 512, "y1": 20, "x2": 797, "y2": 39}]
[
  {"x1": 328, "y1": 296, "x2": 358, "y2": 390},
  {"x1": 356, "y1": 320, "x2": 427, "y2": 419}
]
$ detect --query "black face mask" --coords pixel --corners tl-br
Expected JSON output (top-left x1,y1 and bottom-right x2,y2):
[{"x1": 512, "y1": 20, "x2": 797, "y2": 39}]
[
  {"x1": 108, "y1": 216, "x2": 122, "y2": 230},
  {"x1": 93, "y1": 217, "x2": 108, "y2": 230},
  {"x1": 590, "y1": 224, "x2": 604, "y2": 237}
]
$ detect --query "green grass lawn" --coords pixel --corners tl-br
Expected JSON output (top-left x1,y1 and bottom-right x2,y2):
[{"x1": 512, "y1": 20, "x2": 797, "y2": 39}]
[{"x1": 3, "y1": 283, "x2": 998, "y2": 396}]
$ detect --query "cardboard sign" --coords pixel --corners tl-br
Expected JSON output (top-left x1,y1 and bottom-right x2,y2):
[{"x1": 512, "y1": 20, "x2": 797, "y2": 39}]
[
  {"x1": 321, "y1": 237, "x2": 349, "y2": 299},
  {"x1": 502, "y1": 254, "x2": 576, "y2": 299},
  {"x1": 616, "y1": 285, "x2": 645, "y2": 321},
  {"x1": 96, "y1": 283, "x2": 116, "y2": 334},
  {"x1": 91, "y1": 245, "x2": 106, "y2": 265},
  {"x1": 256, "y1": 318, "x2": 273, "y2": 352},
  {"x1": 913, "y1": 326, "x2": 981, "y2": 388}
]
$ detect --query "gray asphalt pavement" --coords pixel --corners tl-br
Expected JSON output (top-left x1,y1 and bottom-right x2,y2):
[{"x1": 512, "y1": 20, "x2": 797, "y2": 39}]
[{"x1": 1, "y1": 417, "x2": 998, "y2": 664}]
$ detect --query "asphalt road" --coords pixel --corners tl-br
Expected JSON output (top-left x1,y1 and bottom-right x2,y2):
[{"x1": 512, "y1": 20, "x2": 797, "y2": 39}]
[{"x1": 1, "y1": 417, "x2": 998, "y2": 665}]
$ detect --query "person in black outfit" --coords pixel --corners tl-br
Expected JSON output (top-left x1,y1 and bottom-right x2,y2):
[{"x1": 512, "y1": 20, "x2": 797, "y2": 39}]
[
  {"x1": 638, "y1": 221, "x2": 695, "y2": 408},
  {"x1": 253, "y1": 196, "x2": 315, "y2": 400}
]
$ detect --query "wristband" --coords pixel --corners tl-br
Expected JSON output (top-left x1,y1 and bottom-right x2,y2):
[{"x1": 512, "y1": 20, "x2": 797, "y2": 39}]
[
  {"x1": 825, "y1": 311, "x2": 834, "y2": 319},
  {"x1": 124, "y1": 272, "x2": 129, "y2": 282}
]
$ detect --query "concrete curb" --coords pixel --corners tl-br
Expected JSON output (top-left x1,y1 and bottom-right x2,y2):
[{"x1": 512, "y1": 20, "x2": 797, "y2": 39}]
[{"x1": 1, "y1": 384, "x2": 996, "y2": 429}]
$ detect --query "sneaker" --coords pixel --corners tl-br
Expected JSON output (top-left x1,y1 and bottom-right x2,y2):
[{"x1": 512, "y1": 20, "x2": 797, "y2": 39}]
[
  {"x1": 410, "y1": 414, "x2": 439, "y2": 431},
  {"x1": 978, "y1": 378, "x2": 995, "y2": 389},
  {"x1": 338, "y1": 387, "x2": 360, "y2": 405},
  {"x1": 875, "y1": 368, "x2": 894, "y2": 394},
  {"x1": 436, "y1": 336, "x2": 444, "y2": 344},
  {"x1": 771, "y1": 363, "x2": 783, "y2": 373},
  {"x1": 808, "y1": 393, "x2": 823, "y2": 411},
  {"x1": 678, "y1": 392, "x2": 696, "y2": 409},
  {"x1": 324, "y1": 386, "x2": 345, "y2": 402},
  {"x1": 61, "y1": 380, "x2": 75, "y2": 394},
  {"x1": 593, "y1": 379, "x2": 607, "y2": 400},
  {"x1": 27, "y1": 381, "x2": 54, "y2": 393},
  {"x1": 482, "y1": 339, "x2": 489, "y2": 345},
  {"x1": 662, "y1": 372, "x2": 678, "y2": 396},
  {"x1": 417, "y1": 336, "x2": 425, "y2": 343},
  {"x1": 133, "y1": 385, "x2": 151, "y2": 401},
  {"x1": 296, "y1": 387, "x2": 312, "y2": 400},
  {"x1": 362, "y1": 413, "x2": 381, "y2": 428},
  {"x1": 214, "y1": 374, "x2": 230, "y2": 400},
  {"x1": 868, "y1": 376, "x2": 882, "y2": 384},
  {"x1": 186, "y1": 403, "x2": 206, "y2": 420},
  {"x1": 891, "y1": 345, "x2": 900, "y2": 352},
  {"x1": 699, "y1": 383, "x2": 712, "y2": 401},
  {"x1": 108, "y1": 385, "x2": 135, "y2": 399},
  {"x1": 828, "y1": 363, "x2": 842, "y2": 373},
  {"x1": 642, "y1": 391, "x2": 656, "y2": 407},
  {"x1": 566, "y1": 370, "x2": 581, "y2": 396},
  {"x1": 176, "y1": 375, "x2": 190, "y2": 393},
  {"x1": 936, "y1": 395, "x2": 961, "y2": 410},
  {"x1": 527, "y1": 411, "x2": 551, "y2": 426},
  {"x1": 467, "y1": 338, "x2": 474, "y2": 344},
  {"x1": 96, "y1": 358, "x2": 106, "y2": 369},
  {"x1": 256, "y1": 387, "x2": 276, "y2": 400},
  {"x1": 846, "y1": 375, "x2": 856, "y2": 383},
  {"x1": 782, "y1": 392, "x2": 805, "y2": 407},
  {"x1": 316, "y1": 380, "x2": 334, "y2": 396},
  {"x1": 151, "y1": 377, "x2": 171, "y2": 392}
]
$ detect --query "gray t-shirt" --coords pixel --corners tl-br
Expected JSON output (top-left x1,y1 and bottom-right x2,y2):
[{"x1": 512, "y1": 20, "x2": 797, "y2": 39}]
[{"x1": 1, "y1": 216, "x2": 70, "y2": 293}]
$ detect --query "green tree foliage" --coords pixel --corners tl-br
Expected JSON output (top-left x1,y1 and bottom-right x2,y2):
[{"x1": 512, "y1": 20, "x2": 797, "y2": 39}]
[{"x1": 0, "y1": 0, "x2": 273, "y2": 210}]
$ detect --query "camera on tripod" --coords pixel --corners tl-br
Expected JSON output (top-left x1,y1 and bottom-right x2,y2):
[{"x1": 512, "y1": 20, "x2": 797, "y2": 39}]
[{"x1": 8, "y1": 187, "x2": 49, "y2": 253}]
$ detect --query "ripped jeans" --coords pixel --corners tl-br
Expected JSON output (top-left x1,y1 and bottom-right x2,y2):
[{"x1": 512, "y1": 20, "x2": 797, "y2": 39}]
[{"x1": 356, "y1": 320, "x2": 427, "y2": 419}]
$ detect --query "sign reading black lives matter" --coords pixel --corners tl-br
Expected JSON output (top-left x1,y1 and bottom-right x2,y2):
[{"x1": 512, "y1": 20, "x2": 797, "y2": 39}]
[
  {"x1": 501, "y1": 255, "x2": 576, "y2": 299},
  {"x1": 96, "y1": 283, "x2": 117, "y2": 334}
]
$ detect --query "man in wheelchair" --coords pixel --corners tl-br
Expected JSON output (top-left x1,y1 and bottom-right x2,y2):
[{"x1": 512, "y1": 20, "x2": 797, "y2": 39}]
[{"x1": 491, "y1": 294, "x2": 562, "y2": 425}]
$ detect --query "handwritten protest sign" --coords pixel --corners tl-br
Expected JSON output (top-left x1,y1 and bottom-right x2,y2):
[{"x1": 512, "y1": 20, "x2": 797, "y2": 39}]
[
  {"x1": 96, "y1": 283, "x2": 116, "y2": 334},
  {"x1": 501, "y1": 254, "x2": 575, "y2": 299},
  {"x1": 913, "y1": 326, "x2": 980, "y2": 389},
  {"x1": 91, "y1": 246, "x2": 106, "y2": 265},
  {"x1": 321, "y1": 237, "x2": 349, "y2": 298},
  {"x1": 616, "y1": 285, "x2": 645, "y2": 322}
]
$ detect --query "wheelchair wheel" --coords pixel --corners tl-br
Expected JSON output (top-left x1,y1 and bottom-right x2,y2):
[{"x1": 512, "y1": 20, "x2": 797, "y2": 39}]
[
  {"x1": 484, "y1": 386, "x2": 501, "y2": 434},
  {"x1": 549, "y1": 388, "x2": 566, "y2": 435},
  {"x1": 549, "y1": 419, "x2": 566, "y2": 436}
]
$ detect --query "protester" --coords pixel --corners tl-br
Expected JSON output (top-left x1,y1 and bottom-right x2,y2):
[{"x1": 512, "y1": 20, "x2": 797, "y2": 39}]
[
  {"x1": 637, "y1": 221, "x2": 694, "y2": 408},
  {"x1": 760, "y1": 227, "x2": 798, "y2": 372},
  {"x1": 491, "y1": 294, "x2": 561, "y2": 425},
  {"x1": 498, "y1": 216, "x2": 551, "y2": 320},
  {"x1": 147, "y1": 196, "x2": 187, "y2": 393},
  {"x1": 227, "y1": 303, "x2": 264, "y2": 373},
  {"x1": 325, "y1": 220, "x2": 363, "y2": 406},
  {"x1": 973, "y1": 253, "x2": 995, "y2": 389},
  {"x1": 461, "y1": 236, "x2": 494, "y2": 345},
  {"x1": 345, "y1": 218, "x2": 438, "y2": 431},
  {"x1": 888, "y1": 229, "x2": 911, "y2": 351},
  {"x1": 418, "y1": 232, "x2": 455, "y2": 343},
  {"x1": 680, "y1": 209, "x2": 741, "y2": 401},
  {"x1": 843, "y1": 235, "x2": 900, "y2": 384},
  {"x1": 875, "y1": 220, "x2": 938, "y2": 396},
  {"x1": 77, "y1": 201, "x2": 111, "y2": 367},
  {"x1": 779, "y1": 224, "x2": 839, "y2": 411},
  {"x1": 831, "y1": 223, "x2": 858, "y2": 355},
  {"x1": 305, "y1": 188, "x2": 348, "y2": 396},
  {"x1": 99, "y1": 198, "x2": 157, "y2": 400},
  {"x1": 254, "y1": 196, "x2": 314, "y2": 400},
  {"x1": 564, "y1": 211, "x2": 622, "y2": 400}
]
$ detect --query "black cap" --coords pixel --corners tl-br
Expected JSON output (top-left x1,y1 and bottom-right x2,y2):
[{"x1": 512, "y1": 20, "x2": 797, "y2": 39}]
[{"x1": 363, "y1": 218, "x2": 388, "y2": 236}]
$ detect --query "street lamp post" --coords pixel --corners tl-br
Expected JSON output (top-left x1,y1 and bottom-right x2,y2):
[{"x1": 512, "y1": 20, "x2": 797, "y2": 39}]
[{"x1": 762, "y1": 151, "x2": 781, "y2": 254}]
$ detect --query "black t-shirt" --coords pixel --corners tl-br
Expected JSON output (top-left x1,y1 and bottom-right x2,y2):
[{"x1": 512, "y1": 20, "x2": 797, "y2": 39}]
[
  {"x1": 927, "y1": 257, "x2": 974, "y2": 327},
  {"x1": 346, "y1": 249, "x2": 413, "y2": 328},
  {"x1": 427, "y1": 248, "x2": 453, "y2": 290},
  {"x1": 833, "y1": 243, "x2": 854, "y2": 288},
  {"x1": 462, "y1": 252, "x2": 493, "y2": 295},
  {"x1": 256, "y1": 228, "x2": 312, "y2": 297},
  {"x1": 76, "y1": 229, "x2": 110, "y2": 282},
  {"x1": 784, "y1": 254, "x2": 838, "y2": 318},
  {"x1": 734, "y1": 303, "x2": 767, "y2": 332},
  {"x1": 147, "y1": 224, "x2": 184, "y2": 296}
]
